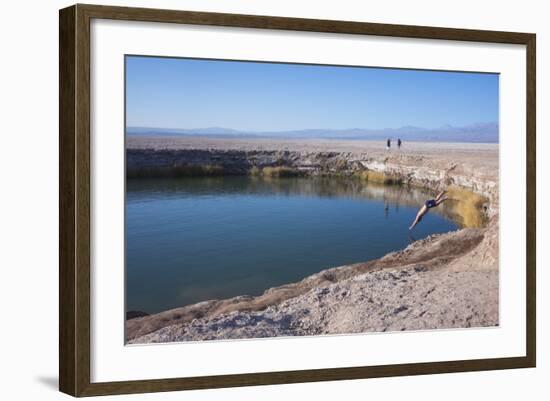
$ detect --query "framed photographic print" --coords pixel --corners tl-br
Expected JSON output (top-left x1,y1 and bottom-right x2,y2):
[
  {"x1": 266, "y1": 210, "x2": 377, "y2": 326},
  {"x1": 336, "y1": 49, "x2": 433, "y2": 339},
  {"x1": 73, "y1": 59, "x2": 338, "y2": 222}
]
[{"x1": 59, "y1": 4, "x2": 536, "y2": 397}]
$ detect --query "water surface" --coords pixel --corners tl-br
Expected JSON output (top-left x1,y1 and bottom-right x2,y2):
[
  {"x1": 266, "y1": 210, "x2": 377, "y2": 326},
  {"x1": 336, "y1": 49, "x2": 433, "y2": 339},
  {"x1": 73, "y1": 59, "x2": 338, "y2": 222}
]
[{"x1": 126, "y1": 177, "x2": 458, "y2": 314}]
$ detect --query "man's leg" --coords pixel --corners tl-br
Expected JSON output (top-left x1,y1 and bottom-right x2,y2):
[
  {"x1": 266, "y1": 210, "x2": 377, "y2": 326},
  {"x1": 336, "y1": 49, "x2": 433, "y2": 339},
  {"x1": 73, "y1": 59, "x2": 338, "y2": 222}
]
[{"x1": 435, "y1": 190, "x2": 447, "y2": 202}]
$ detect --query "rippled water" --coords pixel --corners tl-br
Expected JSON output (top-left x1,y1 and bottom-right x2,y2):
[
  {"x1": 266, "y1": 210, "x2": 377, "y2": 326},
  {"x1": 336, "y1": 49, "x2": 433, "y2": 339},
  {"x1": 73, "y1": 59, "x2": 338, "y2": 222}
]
[{"x1": 126, "y1": 176, "x2": 458, "y2": 314}]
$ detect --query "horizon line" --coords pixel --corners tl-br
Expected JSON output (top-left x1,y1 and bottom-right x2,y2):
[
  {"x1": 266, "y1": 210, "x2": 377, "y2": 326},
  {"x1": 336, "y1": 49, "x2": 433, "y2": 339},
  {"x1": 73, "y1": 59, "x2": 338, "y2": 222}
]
[{"x1": 126, "y1": 121, "x2": 499, "y2": 133}]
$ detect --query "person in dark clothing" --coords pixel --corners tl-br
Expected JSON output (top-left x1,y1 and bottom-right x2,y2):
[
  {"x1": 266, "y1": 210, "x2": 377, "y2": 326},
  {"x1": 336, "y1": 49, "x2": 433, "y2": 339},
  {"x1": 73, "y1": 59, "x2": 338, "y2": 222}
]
[
  {"x1": 386, "y1": 138, "x2": 391, "y2": 150},
  {"x1": 409, "y1": 190, "x2": 448, "y2": 230},
  {"x1": 397, "y1": 138, "x2": 402, "y2": 149}
]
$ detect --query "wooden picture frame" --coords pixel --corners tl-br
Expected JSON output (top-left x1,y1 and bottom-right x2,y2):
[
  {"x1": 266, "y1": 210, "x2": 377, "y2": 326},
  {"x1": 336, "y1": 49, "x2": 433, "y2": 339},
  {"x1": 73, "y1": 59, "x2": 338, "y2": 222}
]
[{"x1": 59, "y1": 3, "x2": 536, "y2": 397}]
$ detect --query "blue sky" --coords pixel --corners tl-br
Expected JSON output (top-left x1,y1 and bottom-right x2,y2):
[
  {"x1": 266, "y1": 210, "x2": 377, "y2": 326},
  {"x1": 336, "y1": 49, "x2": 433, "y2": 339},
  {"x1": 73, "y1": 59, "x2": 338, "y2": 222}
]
[{"x1": 125, "y1": 56, "x2": 499, "y2": 131}]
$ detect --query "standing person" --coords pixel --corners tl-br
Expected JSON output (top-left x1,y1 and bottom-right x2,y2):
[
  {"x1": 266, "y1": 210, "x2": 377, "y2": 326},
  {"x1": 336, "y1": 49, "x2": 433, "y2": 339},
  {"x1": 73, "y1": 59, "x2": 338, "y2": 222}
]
[
  {"x1": 397, "y1": 138, "x2": 402, "y2": 149},
  {"x1": 409, "y1": 190, "x2": 449, "y2": 230},
  {"x1": 386, "y1": 138, "x2": 391, "y2": 150}
]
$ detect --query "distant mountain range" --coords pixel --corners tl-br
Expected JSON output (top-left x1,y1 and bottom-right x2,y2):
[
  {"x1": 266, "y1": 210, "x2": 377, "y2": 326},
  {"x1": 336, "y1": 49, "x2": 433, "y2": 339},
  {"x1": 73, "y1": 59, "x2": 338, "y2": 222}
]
[{"x1": 127, "y1": 122, "x2": 499, "y2": 143}]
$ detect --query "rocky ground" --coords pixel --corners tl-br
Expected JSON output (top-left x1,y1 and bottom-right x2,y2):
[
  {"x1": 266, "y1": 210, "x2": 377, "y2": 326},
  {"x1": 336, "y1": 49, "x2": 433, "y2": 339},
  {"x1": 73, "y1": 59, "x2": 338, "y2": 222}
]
[
  {"x1": 126, "y1": 137, "x2": 499, "y2": 344},
  {"x1": 127, "y1": 137, "x2": 499, "y2": 205}
]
